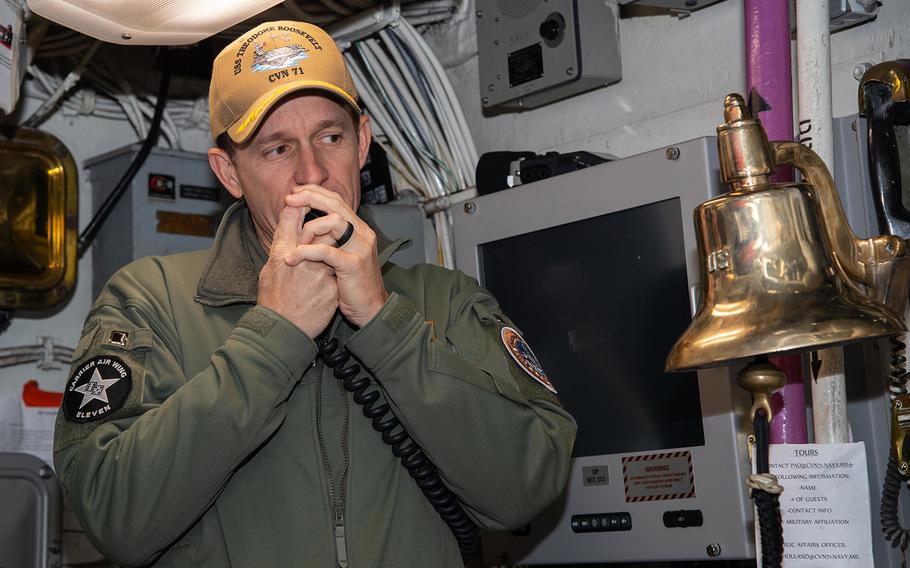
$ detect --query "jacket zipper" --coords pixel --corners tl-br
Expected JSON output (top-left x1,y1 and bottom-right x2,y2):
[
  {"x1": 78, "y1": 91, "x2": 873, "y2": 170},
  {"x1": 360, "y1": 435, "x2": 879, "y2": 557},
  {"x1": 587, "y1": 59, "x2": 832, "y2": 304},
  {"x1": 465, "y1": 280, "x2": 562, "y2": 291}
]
[
  {"x1": 335, "y1": 375, "x2": 351, "y2": 567},
  {"x1": 316, "y1": 321, "x2": 351, "y2": 567}
]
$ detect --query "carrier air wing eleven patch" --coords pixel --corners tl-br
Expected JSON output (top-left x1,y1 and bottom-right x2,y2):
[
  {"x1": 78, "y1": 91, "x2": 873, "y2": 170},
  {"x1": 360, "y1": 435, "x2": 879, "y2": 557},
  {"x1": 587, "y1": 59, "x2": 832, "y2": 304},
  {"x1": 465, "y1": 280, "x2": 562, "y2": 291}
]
[
  {"x1": 63, "y1": 356, "x2": 132, "y2": 423},
  {"x1": 501, "y1": 326, "x2": 557, "y2": 393}
]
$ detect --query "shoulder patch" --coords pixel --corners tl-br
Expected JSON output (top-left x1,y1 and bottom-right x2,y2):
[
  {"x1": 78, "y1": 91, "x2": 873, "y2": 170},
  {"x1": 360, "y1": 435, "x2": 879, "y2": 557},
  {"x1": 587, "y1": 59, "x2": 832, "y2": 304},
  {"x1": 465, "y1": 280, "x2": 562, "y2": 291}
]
[
  {"x1": 501, "y1": 326, "x2": 556, "y2": 393},
  {"x1": 63, "y1": 356, "x2": 133, "y2": 423}
]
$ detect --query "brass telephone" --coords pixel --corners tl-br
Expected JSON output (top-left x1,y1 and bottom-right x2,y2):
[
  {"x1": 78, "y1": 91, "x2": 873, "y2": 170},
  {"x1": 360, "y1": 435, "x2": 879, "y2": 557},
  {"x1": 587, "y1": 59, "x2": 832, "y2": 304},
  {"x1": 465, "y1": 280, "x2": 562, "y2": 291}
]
[{"x1": 860, "y1": 59, "x2": 910, "y2": 555}]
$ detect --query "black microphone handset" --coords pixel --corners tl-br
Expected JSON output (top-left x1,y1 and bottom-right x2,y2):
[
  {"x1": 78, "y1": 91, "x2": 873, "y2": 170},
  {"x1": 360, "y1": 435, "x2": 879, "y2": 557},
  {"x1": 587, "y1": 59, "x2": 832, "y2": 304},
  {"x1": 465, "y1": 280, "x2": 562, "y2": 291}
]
[{"x1": 315, "y1": 336, "x2": 480, "y2": 562}]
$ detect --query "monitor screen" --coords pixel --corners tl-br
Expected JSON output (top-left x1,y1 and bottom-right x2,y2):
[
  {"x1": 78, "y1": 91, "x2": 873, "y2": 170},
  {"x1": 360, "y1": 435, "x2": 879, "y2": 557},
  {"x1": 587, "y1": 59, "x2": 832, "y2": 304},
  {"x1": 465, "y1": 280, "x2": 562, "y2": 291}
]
[{"x1": 479, "y1": 197, "x2": 704, "y2": 457}]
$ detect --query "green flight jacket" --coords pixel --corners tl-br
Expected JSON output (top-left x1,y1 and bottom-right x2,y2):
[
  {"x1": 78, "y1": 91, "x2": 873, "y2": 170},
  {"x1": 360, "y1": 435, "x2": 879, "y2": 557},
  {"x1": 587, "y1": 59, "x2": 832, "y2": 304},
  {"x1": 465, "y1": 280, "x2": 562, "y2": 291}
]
[{"x1": 54, "y1": 201, "x2": 576, "y2": 567}]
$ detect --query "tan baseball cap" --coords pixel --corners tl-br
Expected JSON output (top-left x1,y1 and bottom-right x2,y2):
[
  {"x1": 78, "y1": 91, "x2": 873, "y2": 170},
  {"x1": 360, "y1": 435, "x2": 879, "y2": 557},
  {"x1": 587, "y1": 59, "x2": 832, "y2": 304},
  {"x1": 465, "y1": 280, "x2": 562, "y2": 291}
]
[{"x1": 209, "y1": 21, "x2": 360, "y2": 144}]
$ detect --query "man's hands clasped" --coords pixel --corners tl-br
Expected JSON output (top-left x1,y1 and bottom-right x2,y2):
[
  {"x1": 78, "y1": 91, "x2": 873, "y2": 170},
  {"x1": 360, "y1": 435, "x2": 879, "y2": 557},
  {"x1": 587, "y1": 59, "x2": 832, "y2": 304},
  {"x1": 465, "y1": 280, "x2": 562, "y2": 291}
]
[{"x1": 257, "y1": 185, "x2": 390, "y2": 339}]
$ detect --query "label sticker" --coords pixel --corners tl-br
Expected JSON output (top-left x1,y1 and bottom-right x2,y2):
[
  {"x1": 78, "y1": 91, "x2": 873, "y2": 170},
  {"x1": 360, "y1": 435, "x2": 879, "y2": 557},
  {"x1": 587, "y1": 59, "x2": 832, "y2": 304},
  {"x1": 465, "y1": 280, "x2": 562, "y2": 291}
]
[
  {"x1": 156, "y1": 211, "x2": 217, "y2": 237},
  {"x1": 500, "y1": 326, "x2": 556, "y2": 393},
  {"x1": 148, "y1": 173, "x2": 175, "y2": 200},
  {"x1": 622, "y1": 451, "x2": 695, "y2": 502},
  {"x1": 180, "y1": 184, "x2": 221, "y2": 202},
  {"x1": 63, "y1": 356, "x2": 132, "y2": 423},
  {"x1": 1, "y1": 24, "x2": 12, "y2": 49},
  {"x1": 582, "y1": 465, "x2": 610, "y2": 487}
]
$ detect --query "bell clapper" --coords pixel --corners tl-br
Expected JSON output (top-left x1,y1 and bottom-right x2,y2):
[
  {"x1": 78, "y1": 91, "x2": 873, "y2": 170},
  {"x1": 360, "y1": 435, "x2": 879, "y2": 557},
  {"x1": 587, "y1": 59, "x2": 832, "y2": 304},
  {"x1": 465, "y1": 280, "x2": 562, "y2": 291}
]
[
  {"x1": 737, "y1": 356, "x2": 787, "y2": 424},
  {"x1": 738, "y1": 356, "x2": 786, "y2": 568}
]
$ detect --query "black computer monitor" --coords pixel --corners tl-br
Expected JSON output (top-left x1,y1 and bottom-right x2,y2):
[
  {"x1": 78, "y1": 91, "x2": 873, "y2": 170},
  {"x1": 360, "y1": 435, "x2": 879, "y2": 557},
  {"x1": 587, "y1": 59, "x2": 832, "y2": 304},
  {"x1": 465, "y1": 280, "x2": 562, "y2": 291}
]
[{"x1": 453, "y1": 137, "x2": 754, "y2": 564}]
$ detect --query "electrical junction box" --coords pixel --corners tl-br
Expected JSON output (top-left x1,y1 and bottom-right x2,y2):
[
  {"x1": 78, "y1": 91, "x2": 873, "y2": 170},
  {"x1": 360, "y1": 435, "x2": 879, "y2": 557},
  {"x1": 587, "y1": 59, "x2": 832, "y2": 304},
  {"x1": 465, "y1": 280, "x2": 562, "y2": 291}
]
[
  {"x1": 788, "y1": 0, "x2": 879, "y2": 33},
  {"x1": 618, "y1": 0, "x2": 726, "y2": 13},
  {"x1": 86, "y1": 145, "x2": 230, "y2": 299},
  {"x1": 476, "y1": 0, "x2": 621, "y2": 111}
]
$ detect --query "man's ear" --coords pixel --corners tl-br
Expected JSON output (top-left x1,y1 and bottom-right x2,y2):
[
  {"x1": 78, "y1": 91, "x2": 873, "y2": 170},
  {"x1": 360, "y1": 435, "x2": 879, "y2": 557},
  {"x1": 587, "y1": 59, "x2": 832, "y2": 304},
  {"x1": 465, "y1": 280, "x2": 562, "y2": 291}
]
[
  {"x1": 357, "y1": 114, "x2": 372, "y2": 170},
  {"x1": 208, "y1": 148, "x2": 243, "y2": 199}
]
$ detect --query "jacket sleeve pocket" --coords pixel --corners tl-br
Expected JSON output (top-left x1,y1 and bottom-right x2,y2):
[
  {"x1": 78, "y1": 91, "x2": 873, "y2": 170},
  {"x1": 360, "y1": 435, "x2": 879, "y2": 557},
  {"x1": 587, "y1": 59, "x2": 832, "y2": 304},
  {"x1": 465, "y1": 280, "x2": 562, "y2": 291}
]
[{"x1": 55, "y1": 325, "x2": 156, "y2": 452}]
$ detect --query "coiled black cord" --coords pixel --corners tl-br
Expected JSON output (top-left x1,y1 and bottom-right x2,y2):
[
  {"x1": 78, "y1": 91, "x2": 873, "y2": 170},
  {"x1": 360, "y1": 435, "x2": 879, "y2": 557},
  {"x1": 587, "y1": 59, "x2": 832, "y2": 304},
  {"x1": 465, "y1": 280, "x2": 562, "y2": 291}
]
[
  {"x1": 317, "y1": 336, "x2": 480, "y2": 562},
  {"x1": 751, "y1": 412, "x2": 783, "y2": 568},
  {"x1": 889, "y1": 336, "x2": 909, "y2": 398},
  {"x1": 882, "y1": 335, "x2": 910, "y2": 567},
  {"x1": 882, "y1": 451, "x2": 910, "y2": 567}
]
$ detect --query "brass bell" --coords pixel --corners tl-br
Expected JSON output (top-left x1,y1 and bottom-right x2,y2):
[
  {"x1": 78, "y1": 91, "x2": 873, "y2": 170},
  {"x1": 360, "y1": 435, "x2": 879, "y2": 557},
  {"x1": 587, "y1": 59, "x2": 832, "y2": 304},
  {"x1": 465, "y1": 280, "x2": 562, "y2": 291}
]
[{"x1": 665, "y1": 94, "x2": 906, "y2": 372}]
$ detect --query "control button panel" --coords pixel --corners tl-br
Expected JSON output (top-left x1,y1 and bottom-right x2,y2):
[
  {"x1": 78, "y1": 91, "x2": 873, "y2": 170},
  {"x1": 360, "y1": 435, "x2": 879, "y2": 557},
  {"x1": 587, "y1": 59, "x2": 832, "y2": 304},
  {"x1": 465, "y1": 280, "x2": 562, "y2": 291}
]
[
  {"x1": 663, "y1": 509, "x2": 704, "y2": 528},
  {"x1": 570, "y1": 512, "x2": 631, "y2": 533}
]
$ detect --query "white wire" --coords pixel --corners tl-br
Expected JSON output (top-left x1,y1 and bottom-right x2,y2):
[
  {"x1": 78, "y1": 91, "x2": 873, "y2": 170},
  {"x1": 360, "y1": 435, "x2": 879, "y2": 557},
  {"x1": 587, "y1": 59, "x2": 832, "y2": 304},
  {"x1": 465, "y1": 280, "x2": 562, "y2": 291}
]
[
  {"x1": 123, "y1": 89, "x2": 148, "y2": 135},
  {"x1": 386, "y1": 24, "x2": 471, "y2": 187},
  {"x1": 346, "y1": 53, "x2": 437, "y2": 193},
  {"x1": 27, "y1": 70, "x2": 120, "y2": 119},
  {"x1": 358, "y1": 39, "x2": 448, "y2": 192},
  {"x1": 138, "y1": 97, "x2": 178, "y2": 147},
  {"x1": 337, "y1": 9, "x2": 478, "y2": 266},
  {"x1": 388, "y1": 30, "x2": 468, "y2": 190},
  {"x1": 432, "y1": 210, "x2": 455, "y2": 269},
  {"x1": 376, "y1": 28, "x2": 457, "y2": 184},
  {"x1": 395, "y1": 20, "x2": 477, "y2": 183},
  {"x1": 363, "y1": 36, "x2": 456, "y2": 194},
  {"x1": 380, "y1": 27, "x2": 468, "y2": 189},
  {"x1": 404, "y1": 27, "x2": 475, "y2": 187},
  {"x1": 369, "y1": 127, "x2": 426, "y2": 192},
  {"x1": 349, "y1": 28, "x2": 474, "y2": 266},
  {"x1": 402, "y1": 0, "x2": 455, "y2": 13},
  {"x1": 24, "y1": 41, "x2": 101, "y2": 127}
]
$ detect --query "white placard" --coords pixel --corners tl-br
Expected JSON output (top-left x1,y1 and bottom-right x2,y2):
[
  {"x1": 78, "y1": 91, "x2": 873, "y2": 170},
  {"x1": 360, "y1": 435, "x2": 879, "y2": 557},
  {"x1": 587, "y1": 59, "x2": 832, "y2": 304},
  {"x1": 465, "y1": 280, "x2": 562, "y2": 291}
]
[
  {"x1": 759, "y1": 443, "x2": 873, "y2": 567},
  {"x1": 0, "y1": 386, "x2": 57, "y2": 467},
  {"x1": 0, "y1": 0, "x2": 25, "y2": 114}
]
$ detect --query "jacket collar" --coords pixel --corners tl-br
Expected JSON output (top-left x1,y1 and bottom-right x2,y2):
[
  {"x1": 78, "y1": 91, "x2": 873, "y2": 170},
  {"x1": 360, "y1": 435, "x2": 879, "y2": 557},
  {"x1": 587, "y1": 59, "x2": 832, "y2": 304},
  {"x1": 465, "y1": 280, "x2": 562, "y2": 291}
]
[{"x1": 195, "y1": 200, "x2": 408, "y2": 307}]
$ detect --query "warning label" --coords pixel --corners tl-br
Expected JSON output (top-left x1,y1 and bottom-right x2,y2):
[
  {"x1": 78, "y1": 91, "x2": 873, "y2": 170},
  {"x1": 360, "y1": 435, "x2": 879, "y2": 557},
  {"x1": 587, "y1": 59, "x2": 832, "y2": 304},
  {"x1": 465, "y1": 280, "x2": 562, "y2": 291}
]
[{"x1": 622, "y1": 451, "x2": 695, "y2": 502}]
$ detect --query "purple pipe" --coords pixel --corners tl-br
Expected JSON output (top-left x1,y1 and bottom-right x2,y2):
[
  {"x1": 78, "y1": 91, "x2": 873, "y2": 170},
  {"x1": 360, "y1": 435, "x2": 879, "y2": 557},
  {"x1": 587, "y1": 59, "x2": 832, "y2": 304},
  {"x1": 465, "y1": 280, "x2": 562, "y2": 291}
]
[{"x1": 745, "y1": 0, "x2": 808, "y2": 444}]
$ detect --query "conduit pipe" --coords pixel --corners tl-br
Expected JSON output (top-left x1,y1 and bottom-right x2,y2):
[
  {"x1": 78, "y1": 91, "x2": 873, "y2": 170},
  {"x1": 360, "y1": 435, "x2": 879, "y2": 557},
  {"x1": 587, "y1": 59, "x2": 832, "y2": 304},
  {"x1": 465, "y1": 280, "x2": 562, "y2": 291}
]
[
  {"x1": 745, "y1": 0, "x2": 808, "y2": 445},
  {"x1": 795, "y1": 0, "x2": 848, "y2": 445}
]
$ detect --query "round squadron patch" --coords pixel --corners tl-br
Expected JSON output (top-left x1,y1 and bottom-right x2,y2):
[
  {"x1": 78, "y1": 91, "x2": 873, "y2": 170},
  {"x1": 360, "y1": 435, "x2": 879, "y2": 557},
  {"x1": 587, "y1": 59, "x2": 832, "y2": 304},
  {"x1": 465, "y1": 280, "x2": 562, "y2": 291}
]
[
  {"x1": 501, "y1": 326, "x2": 557, "y2": 393},
  {"x1": 63, "y1": 356, "x2": 132, "y2": 423}
]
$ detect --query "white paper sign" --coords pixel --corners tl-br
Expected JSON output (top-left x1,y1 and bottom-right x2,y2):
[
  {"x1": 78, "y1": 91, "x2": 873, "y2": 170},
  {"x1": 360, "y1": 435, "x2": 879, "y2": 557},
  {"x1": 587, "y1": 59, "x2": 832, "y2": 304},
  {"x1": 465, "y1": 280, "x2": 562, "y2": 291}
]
[
  {"x1": 0, "y1": 388, "x2": 57, "y2": 467},
  {"x1": 762, "y1": 443, "x2": 873, "y2": 567},
  {"x1": 0, "y1": 381, "x2": 105, "y2": 564},
  {"x1": 0, "y1": 0, "x2": 25, "y2": 114}
]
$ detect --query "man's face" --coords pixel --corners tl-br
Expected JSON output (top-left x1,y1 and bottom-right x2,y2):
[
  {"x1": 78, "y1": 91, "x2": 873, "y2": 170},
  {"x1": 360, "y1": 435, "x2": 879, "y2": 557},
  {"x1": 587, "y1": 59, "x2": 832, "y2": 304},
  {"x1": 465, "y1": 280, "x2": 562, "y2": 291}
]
[{"x1": 209, "y1": 93, "x2": 371, "y2": 249}]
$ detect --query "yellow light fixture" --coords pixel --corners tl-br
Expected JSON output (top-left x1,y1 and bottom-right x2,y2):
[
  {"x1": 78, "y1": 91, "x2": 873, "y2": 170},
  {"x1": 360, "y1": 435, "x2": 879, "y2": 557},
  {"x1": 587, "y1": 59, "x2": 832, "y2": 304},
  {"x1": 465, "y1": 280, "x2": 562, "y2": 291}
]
[
  {"x1": 0, "y1": 128, "x2": 78, "y2": 311},
  {"x1": 26, "y1": 0, "x2": 285, "y2": 45}
]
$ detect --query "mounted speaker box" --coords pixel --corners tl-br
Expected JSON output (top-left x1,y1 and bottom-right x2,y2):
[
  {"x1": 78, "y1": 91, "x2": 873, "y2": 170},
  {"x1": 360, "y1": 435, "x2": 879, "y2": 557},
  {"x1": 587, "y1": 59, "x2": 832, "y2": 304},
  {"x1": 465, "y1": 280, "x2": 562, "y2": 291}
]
[{"x1": 476, "y1": 0, "x2": 622, "y2": 111}]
